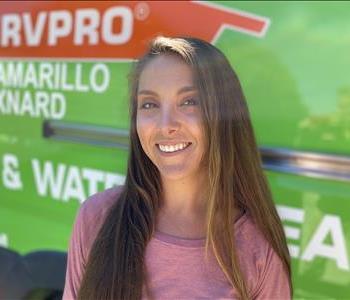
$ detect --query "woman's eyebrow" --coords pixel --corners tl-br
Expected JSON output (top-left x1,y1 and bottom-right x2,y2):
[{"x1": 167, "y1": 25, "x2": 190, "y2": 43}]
[
  {"x1": 137, "y1": 86, "x2": 197, "y2": 96},
  {"x1": 138, "y1": 90, "x2": 158, "y2": 96},
  {"x1": 177, "y1": 86, "x2": 197, "y2": 95}
]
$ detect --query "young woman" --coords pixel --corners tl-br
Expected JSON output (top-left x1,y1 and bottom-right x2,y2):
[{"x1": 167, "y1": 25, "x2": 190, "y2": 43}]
[{"x1": 63, "y1": 36, "x2": 292, "y2": 300}]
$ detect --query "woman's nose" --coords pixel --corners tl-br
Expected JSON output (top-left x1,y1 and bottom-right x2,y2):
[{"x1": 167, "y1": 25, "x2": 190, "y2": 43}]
[{"x1": 159, "y1": 106, "x2": 180, "y2": 135}]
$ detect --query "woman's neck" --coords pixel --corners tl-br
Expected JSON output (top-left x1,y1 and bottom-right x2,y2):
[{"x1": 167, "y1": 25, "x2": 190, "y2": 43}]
[{"x1": 155, "y1": 173, "x2": 209, "y2": 239}]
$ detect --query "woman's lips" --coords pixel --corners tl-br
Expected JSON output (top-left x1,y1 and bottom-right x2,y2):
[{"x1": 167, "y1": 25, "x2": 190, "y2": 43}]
[{"x1": 156, "y1": 142, "x2": 192, "y2": 154}]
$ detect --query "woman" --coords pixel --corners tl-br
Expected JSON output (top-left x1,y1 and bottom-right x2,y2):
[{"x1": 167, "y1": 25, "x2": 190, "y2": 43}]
[{"x1": 63, "y1": 36, "x2": 292, "y2": 300}]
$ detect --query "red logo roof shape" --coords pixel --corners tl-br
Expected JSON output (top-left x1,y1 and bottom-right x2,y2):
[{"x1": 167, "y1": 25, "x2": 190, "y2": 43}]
[{"x1": 0, "y1": 1, "x2": 270, "y2": 59}]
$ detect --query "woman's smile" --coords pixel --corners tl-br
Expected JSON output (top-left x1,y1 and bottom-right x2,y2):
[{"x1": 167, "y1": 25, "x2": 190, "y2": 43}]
[{"x1": 156, "y1": 142, "x2": 192, "y2": 155}]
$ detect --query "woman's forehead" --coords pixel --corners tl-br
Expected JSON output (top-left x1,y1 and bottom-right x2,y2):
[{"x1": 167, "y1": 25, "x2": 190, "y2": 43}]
[{"x1": 138, "y1": 54, "x2": 195, "y2": 91}]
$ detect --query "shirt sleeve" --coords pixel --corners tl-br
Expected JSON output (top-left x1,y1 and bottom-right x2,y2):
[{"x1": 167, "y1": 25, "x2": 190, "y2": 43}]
[
  {"x1": 62, "y1": 203, "x2": 88, "y2": 300},
  {"x1": 251, "y1": 245, "x2": 292, "y2": 300}
]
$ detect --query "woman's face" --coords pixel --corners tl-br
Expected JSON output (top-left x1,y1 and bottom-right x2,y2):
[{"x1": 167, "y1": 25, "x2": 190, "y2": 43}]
[{"x1": 136, "y1": 54, "x2": 206, "y2": 181}]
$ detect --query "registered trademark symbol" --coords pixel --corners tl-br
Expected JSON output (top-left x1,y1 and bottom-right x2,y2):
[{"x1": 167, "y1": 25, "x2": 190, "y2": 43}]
[{"x1": 134, "y1": 2, "x2": 150, "y2": 21}]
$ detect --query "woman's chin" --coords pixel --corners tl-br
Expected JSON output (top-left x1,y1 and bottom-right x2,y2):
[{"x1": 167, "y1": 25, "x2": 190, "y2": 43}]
[
  {"x1": 158, "y1": 165, "x2": 198, "y2": 182},
  {"x1": 155, "y1": 156, "x2": 208, "y2": 181}
]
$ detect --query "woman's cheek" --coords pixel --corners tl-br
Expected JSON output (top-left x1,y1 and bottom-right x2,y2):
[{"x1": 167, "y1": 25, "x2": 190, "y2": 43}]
[
  {"x1": 137, "y1": 114, "x2": 157, "y2": 145},
  {"x1": 137, "y1": 113, "x2": 157, "y2": 131},
  {"x1": 184, "y1": 111, "x2": 202, "y2": 127}
]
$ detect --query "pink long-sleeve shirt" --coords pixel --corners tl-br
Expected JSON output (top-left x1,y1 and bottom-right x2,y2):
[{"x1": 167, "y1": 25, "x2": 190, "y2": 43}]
[{"x1": 63, "y1": 187, "x2": 291, "y2": 299}]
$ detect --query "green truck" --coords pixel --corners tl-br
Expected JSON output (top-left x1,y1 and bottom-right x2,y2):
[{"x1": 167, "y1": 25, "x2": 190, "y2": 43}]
[{"x1": 1, "y1": 1, "x2": 349, "y2": 298}]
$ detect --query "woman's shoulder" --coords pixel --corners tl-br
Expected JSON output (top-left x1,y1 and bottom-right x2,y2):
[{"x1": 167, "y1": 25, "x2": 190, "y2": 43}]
[
  {"x1": 235, "y1": 212, "x2": 270, "y2": 255},
  {"x1": 73, "y1": 186, "x2": 124, "y2": 256},
  {"x1": 234, "y1": 212, "x2": 272, "y2": 278},
  {"x1": 80, "y1": 185, "x2": 123, "y2": 218}
]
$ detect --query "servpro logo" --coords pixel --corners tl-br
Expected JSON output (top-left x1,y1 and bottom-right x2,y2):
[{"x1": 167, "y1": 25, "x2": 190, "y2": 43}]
[{"x1": 0, "y1": 1, "x2": 270, "y2": 59}]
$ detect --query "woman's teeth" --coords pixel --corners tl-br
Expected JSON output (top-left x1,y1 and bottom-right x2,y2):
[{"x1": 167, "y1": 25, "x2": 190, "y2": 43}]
[{"x1": 158, "y1": 142, "x2": 190, "y2": 153}]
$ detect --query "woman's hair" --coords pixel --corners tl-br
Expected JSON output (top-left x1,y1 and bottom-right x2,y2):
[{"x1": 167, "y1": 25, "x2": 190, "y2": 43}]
[{"x1": 78, "y1": 36, "x2": 292, "y2": 300}]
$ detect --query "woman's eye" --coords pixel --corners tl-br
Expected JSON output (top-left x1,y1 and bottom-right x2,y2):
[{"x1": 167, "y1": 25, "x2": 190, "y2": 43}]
[
  {"x1": 182, "y1": 98, "x2": 198, "y2": 106},
  {"x1": 140, "y1": 102, "x2": 157, "y2": 109}
]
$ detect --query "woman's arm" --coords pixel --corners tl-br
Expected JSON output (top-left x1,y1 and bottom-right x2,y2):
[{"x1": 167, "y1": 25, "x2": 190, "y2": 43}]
[
  {"x1": 62, "y1": 203, "x2": 88, "y2": 300},
  {"x1": 251, "y1": 245, "x2": 291, "y2": 300}
]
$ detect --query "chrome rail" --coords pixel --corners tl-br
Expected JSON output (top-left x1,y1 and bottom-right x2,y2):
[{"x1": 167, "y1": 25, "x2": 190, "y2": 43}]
[
  {"x1": 43, "y1": 120, "x2": 350, "y2": 182},
  {"x1": 43, "y1": 120, "x2": 129, "y2": 150},
  {"x1": 261, "y1": 147, "x2": 350, "y2": 182}
]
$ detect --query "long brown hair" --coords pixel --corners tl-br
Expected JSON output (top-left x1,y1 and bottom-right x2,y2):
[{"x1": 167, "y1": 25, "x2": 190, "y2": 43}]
[{"x1": 78, "y1": 36, "x2": 292, "y2": 299}]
